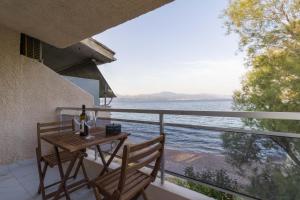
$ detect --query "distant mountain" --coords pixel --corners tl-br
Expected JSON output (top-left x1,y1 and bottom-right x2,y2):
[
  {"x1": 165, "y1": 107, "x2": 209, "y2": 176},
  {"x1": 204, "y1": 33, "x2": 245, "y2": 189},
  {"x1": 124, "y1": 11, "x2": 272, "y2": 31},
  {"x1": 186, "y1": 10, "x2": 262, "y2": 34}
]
[{"x1": 116, "y1": 91, "x2": 231, "y2": 101}]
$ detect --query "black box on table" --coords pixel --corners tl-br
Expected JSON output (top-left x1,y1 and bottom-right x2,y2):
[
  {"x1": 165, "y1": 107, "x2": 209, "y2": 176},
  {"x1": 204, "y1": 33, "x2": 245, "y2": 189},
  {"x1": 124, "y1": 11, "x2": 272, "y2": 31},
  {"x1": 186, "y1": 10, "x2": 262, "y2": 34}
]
[{"x1": 105, "y1": 124, "x2": 121, "y2": 136}]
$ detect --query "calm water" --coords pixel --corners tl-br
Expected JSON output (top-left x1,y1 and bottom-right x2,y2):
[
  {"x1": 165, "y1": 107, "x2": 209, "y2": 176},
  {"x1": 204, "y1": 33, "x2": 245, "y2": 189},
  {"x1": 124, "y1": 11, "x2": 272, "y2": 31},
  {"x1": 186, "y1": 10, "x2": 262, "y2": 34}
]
[{"x1": 109, "y1": 99, "x2": 243, "y2": 154}]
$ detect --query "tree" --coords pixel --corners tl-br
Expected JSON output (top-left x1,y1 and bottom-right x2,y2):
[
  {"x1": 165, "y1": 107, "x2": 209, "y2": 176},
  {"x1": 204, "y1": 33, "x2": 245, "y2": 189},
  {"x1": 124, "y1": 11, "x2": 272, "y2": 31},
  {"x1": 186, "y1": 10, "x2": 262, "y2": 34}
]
[
  {"x1": 232, "y1": 49, "x2": 300, "y2": 166},
  {"x1": 223, "y1": 0, "x2": 300, "y2": 117},
  {"x1": 222, "y1": 0, "x2": 300, "y2": 199},
  {"x1": 173, "y1": 167, "x2": 238, "y2": 200},
  {"x1": 246, "y1": 163, "x2": 300, "y2": 200},
  {"x1": 224, "y1": 0, "x2": 300, "y2": 58},
  {"x1": 233, "y1": 45, "x2": 300, "y2": 163}
]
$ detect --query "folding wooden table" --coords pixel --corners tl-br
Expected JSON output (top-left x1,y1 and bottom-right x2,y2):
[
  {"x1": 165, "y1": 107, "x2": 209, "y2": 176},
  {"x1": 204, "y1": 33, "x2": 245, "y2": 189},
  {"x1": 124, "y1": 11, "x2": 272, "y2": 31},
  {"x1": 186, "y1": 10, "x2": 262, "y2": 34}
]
[{"x1": 41, "y1": 129, "x2": 128, "y2": 200}]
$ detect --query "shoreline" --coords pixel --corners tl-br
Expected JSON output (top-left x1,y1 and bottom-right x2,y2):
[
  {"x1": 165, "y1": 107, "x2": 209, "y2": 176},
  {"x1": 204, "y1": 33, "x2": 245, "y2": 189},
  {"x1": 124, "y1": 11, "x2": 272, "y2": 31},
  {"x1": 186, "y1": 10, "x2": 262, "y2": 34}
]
[{"x1": 163, "y1": 148, "x2": 249, "y2": 185}]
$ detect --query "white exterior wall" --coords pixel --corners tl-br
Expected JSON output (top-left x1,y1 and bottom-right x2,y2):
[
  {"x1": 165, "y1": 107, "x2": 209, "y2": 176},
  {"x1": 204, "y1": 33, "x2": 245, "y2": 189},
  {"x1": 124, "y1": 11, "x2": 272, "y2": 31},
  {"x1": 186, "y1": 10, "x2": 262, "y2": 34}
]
[{"x1": 0, "y1": 25, "x2": 94, "y2": 164}]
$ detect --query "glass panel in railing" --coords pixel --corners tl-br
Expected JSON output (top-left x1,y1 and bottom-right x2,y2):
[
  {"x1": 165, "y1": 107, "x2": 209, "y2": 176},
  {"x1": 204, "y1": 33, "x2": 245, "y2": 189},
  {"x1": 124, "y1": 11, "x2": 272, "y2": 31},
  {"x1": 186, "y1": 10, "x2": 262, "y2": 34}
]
[
  {"x1": 164, "y1": 126, "x2": 300, "y2": 200},
  {"x1": 107, "y1": 121, "x2": 159, "y2": 143}
]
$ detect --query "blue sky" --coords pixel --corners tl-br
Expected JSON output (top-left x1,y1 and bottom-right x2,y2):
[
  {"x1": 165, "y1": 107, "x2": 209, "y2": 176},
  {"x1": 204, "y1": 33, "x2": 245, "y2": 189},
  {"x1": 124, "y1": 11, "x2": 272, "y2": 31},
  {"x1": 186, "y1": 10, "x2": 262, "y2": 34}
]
[{"x1": 94, "y1": 0, "x2": 246, "y2": 96}]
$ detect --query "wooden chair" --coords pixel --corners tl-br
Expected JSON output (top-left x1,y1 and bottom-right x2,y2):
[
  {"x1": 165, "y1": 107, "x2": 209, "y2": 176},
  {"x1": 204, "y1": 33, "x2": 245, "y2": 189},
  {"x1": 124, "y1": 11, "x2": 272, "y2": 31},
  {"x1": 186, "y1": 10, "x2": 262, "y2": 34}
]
[
  {"x1": 35, "y1": 120, "x2": 88, "y2": 200},
  {"x1": 91, "y1": 134, "x2": 165, "y2": 200}
]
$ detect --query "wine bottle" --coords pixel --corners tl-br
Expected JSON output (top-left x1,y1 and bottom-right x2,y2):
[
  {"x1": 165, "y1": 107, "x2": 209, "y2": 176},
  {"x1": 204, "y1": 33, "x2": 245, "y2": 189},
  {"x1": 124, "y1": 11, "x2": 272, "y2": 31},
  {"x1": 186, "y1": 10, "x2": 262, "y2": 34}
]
[
  {"x1": 84, "y1": 120, "x2": 89, "y2": 136},
  {"x1": 80, "y1": 105, "x2": 87, "y2": 136}
]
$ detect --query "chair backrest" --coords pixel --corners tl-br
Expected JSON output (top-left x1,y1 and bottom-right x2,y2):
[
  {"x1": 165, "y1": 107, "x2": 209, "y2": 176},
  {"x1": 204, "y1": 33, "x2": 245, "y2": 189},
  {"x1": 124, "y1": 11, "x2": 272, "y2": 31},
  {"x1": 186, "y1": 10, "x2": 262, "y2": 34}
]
[
  {"x1": 36, "y1": 120, "x2": 74, "y2": 155},
  {"x1": 118, "y1": 134, "x2": 165, "y2": 193}
]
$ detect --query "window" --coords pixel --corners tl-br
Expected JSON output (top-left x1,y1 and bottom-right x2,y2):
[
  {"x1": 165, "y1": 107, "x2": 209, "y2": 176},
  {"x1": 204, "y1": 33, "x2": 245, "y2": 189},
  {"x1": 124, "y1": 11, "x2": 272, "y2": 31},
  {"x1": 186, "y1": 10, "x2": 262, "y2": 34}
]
[{"x1": 20, "y1": 33, "x2": 42, "y2": 61}]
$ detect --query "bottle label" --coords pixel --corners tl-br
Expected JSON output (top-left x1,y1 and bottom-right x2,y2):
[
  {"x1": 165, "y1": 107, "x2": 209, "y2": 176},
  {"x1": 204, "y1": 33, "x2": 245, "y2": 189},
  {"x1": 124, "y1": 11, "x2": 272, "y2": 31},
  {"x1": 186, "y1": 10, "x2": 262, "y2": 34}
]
[{"x1": 80, "y1": 120, "x2": 85, "y2": 133}]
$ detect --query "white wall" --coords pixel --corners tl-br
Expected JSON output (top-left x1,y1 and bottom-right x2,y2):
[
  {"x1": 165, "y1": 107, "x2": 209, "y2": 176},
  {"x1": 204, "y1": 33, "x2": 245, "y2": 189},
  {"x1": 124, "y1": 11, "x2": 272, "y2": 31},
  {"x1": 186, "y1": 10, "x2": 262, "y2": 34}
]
[{"x1": 0, "y1": 25, "x2": 94, "y2": 164}]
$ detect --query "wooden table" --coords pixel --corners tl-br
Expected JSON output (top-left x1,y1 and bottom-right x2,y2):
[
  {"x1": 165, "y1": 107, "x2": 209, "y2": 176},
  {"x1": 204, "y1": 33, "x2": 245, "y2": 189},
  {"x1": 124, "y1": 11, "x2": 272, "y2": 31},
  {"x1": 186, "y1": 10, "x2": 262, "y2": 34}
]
[{"x1": 41, "y1": 129, "x2": 128, "y2": 200}]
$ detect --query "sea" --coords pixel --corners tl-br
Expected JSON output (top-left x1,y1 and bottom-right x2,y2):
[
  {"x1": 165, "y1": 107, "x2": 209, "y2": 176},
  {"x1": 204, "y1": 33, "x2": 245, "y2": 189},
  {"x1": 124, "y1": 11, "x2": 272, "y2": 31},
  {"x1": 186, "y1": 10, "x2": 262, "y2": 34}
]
[
  {"x1": 107, "y1": 99, "x2": 288, "y2": 200},
  {"x1": 108, "y1": 99, "x2": 243, "y2": 154}
]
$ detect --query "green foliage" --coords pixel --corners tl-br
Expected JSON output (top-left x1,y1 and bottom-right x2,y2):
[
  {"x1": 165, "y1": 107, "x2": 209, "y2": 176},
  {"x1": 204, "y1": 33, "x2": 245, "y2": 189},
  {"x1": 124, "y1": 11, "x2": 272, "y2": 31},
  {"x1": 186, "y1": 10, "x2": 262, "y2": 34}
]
[
  {"x1": 247, "y1": 162, "x2": 300, "y2": 200},
  {"x1": 222, "y1": 133, "x2": 263, "y2": 168},
  {"x1": 223, "y1": 0, "x2": 300, "y2": 57},
  {"x1": 224, "y1": 0, "x2": 300, "y2": 120},
  {"x1": 173, "y1": 167, "x2": 238, "y2": 200},
  {"x1": 234, "y1": 48, "x2": 300, "y2": 126},
  {"x1": 222, "y1": 0, "x2": 300, "y2": 199},
  {"x1": 224, "y1": 0, "x2": 300, "y2": 166}
]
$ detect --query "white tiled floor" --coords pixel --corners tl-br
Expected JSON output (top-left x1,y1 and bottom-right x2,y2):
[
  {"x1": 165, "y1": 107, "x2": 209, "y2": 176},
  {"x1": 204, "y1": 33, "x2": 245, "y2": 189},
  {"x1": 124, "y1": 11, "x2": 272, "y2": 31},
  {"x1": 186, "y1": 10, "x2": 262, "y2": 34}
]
[
  {"x1": 0, "y1": 159, "x2": 95, "y2": 200},
  {"x1": 0, "y1": 158, "x2": 214, "y2": 200}
]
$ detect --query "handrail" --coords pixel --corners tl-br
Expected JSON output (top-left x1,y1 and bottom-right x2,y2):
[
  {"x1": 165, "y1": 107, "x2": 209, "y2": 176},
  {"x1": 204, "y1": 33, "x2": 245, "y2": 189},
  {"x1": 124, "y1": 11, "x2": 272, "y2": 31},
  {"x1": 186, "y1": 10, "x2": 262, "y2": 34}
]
[
  {"x1": 98, "y1": 117, "x2": 300, "y2": 139},
  {"x1": 57, "y1": 106, "x2": 300, "y2": 199},
  {"x1": 57, "y1": 107, "x2": 300, "y2": 120},
  {"x1": 99, "y1": 117, "x2": 160, "y2": 126}
]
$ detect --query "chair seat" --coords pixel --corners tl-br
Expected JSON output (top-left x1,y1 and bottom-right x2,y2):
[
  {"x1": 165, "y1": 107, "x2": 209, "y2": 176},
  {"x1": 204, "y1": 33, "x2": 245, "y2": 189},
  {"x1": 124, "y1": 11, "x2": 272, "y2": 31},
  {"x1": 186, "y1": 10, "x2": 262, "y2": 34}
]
[
  {"x1": 42, "y1": 151, "x2": 77, "y2": 167},
  {"x1": 92, "y1": 168, "x2": 151, "y2": 200}
]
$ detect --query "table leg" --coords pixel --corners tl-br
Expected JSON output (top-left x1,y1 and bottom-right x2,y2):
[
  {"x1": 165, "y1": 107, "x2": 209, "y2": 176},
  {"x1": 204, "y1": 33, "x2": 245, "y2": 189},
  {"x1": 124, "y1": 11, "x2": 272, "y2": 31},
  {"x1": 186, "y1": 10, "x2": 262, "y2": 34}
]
[
  {"x1": 81, "y1": 159, "x2": 90, "y2": 189},
  {"x1": 99, "y1": 138, "x2": 126, "y2": 176},
  {"x1": 73, "y1": 156, "x2": 83, "y2": 179},
  {"x1": 96, "y1": 145, "x2": 108, "y2": 171},
  {"x1": 53, "y1": 147, "x2": 78, "y2": 200},
  {"x1": 72, "y1": 153, "x2": 90, "y2": 188}
]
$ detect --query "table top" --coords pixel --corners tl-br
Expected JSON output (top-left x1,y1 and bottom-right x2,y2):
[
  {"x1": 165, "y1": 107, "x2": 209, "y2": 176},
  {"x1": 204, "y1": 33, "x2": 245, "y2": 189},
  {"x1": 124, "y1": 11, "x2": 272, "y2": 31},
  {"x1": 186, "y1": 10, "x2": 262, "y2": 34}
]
[{"x1": 41, "y1": 128, "x2": 128, "y2": 152}]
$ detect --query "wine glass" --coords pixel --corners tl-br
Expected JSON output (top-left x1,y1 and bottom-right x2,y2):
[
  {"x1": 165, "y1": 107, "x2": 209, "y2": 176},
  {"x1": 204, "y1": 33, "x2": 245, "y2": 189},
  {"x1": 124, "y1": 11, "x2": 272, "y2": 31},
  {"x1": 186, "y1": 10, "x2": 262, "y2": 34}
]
[
  {"x1": 73, "y1": 115, "x2": 81, "y2": 134},
  {"x1": 85, "y1": 111, "x2": 96, "y2": 139},
  {"x1": 86, "y1": 111, "x2": 96, "y2": 128}
]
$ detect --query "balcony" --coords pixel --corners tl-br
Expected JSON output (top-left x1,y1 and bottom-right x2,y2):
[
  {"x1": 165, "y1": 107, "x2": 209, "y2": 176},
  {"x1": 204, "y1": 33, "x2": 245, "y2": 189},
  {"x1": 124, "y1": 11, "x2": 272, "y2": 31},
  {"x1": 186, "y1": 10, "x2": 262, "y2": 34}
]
[
  {"x1": 0, "y1": 148, "x2": 211, "y2": 200},
  {"x1": 57, "y1": 107, "x2": 300, "y2": 200},
  {"x1": 1, "y1": 107, "x2": 299, "y2": 200}
]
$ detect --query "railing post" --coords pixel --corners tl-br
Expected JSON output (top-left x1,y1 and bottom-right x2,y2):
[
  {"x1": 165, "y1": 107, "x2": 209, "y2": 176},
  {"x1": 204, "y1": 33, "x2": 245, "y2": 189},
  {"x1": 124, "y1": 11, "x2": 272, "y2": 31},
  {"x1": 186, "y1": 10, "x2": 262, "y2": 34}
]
[
  {"x1": 159, "y1": 113, "x2": 165, "y2": 185},
  {"x1": 95, "y1": 111, "x2": 99, "y2": 127},
  {"x1": 57, "y1": 108, "x2": 62, "y2": 122}
]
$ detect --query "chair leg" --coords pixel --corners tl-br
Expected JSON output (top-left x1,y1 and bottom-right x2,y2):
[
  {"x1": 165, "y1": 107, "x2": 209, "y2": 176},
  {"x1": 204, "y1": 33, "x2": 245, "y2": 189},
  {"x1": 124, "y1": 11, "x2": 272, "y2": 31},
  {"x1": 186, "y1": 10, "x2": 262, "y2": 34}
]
[
  {"x1": 36, "y1": 149, "x2": 46, "y2": 200},
  {"x1": 92, "y1": 187, "x2": 102, "y2": 200},
  {"x1": 110, "y1": 191, "x2": 120, "y2": 200},
  {"x1": 73, "y1": 157, "x2": 83, "y2": 179},
  {"x1": 54, "y1": 146, "x2": 73, "y2": 200},
  {"x1": 38, "y1": 163, "x2": 48, "y2": 194},
  {"x1": 142, "y1": 190, "x2": 149, "y2": 200},
  {"x1": 81, "y1": 159, "x2": 90, "y2": 188}
]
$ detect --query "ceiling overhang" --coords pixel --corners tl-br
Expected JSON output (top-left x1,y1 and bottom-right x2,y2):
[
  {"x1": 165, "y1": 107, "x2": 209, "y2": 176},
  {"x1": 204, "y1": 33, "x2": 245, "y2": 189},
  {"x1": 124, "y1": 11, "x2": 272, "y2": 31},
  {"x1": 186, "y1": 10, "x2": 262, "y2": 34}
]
[
  {"x1": 0, "y1": 0, "x2": 173, "y2": 48},
  {"x1": 42, "y1": 38, "x2": 115, "y2": 72},
  {"x1": 58, "y1": 60, "x2": 116, "y2": 98},
  {"x1": 42, "y1": 38, "x2": 116, "y2": 98}
]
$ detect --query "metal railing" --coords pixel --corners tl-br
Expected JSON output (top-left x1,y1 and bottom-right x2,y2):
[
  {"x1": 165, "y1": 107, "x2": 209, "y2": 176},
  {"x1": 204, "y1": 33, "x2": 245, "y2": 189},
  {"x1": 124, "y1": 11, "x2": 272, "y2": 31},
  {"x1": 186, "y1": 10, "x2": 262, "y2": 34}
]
[{"x1": 57, "y1": 107, "x2": 300, "y2": 200}]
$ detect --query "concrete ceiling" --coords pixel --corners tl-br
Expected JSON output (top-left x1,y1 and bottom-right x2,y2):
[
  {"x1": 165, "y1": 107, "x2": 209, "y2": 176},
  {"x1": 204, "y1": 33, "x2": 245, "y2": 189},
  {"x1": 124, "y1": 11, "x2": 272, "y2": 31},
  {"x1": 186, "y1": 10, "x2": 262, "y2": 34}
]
[
  {"x1": 42, "y1": 38, "x2": 116, "y2": 72},
  {"x1": 58, "y1": 60, "x2": 116, "y2": 98},
  {"x1": 0, "y1": 0, "x2": 173, "y2": 48},
  {"x1": 42, "y1": 39, "x2": 116, "y2": 98}
]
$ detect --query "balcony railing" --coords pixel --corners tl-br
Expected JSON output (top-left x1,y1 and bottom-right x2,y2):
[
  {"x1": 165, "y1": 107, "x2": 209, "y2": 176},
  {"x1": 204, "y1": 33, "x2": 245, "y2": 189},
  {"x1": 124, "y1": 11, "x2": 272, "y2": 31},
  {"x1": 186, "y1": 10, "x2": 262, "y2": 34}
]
[{"x1": 57, "y1": 107, "x2": 300, "y2": 200}]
